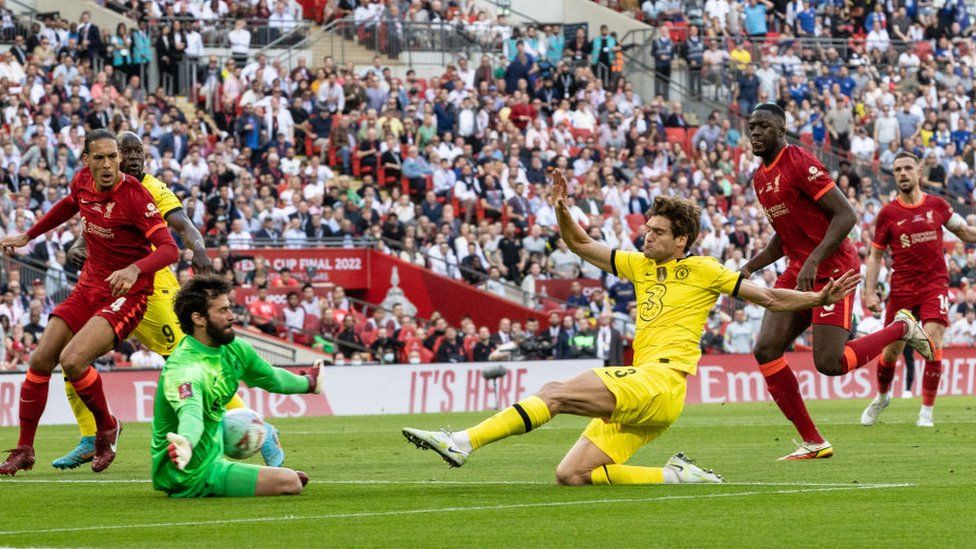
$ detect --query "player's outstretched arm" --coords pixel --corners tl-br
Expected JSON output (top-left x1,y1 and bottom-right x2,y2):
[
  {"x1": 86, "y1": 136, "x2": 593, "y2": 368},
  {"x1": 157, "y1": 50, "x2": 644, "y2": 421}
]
[
  {"x1": 242, "y1": 341, "x2": 324, "y2": 395},
  {"x1": 863, "y1": 245, "x2": 885, "y2": 313},
  {"x1": 3, "y1": 195, "x2": 80, "y2": 254},
  {"x1": 741, "y1": 234, "x2": 783, "y2": 278},
  {"x1": 946, "y1": 213, "x2": 976, "y2": 243},
  {"x1": 164, "y1": 377, "x2": 207, "y2": 469},
  {"x1": 166, "y1": 209, "x2": 213, "y2": 274},
  {"x1": 551, "y1": 169, "x2": 612, "y2": 273},
  {"x1": 737, "y1": 270, "x2": 860, "y2": 312}
]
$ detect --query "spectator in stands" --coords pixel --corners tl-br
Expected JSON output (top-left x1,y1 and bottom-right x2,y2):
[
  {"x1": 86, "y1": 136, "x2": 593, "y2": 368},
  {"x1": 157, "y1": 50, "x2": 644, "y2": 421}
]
[
  {"x1": 723, "y1": 309, "x2": 757, "y2": 353},
  {"x1": 130, "y1": 342, "x2": 166, "y2": 368},
  {"x1": 336, "y1": 315, "x2": 364, "y2": 358},
  {"x1": 947, "y1": 309, "x2": 976, "y2": 347},
  {"x1": 370, "y1": 327, "x2": 401, "y2": 364},
  {"x1": 472, "y1": 326, "x2": 495, "y2": 362},
  {"x1": 434, "y1": 326, "x2": 465, "y2": 363},
  {"x1": 248, "y1": 286, "x2": 278, "y2": 335},
  {"x1": 281, "y1": 291, "x2": 306, "y2": 338}
]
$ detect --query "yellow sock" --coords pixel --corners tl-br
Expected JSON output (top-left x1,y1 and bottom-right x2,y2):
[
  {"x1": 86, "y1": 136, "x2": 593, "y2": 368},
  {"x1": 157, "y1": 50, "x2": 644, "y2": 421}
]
[
  {"x1": 225, "y1": 393, "x2": 246, "y2": 410},
  {"x1": 590, "y1": 464, "x2": 665, "y2": 485},
  {"x1": 466, "y1": 396, "x2": 552, "y2": 450},
  {"x1": 65, "y1": 379, "x2": 97, "y2": 438}
]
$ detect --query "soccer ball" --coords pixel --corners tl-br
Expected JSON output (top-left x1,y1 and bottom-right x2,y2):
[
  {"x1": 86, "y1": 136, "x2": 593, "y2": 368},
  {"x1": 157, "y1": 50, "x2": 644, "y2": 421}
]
[{"x1": 222, "y1": 408, "x2": 266, "y2": 460}]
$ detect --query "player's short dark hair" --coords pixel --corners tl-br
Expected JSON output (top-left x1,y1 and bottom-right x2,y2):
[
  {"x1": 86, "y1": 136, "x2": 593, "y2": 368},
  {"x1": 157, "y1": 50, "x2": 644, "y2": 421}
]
[
  {"x1": 83, "y1": 128, "x2": 117, "y2": 156},
  {"x1": 287, "y1": 291, "x2": 299, "y2": 300},
  {"x1": 893, "y1": 151, "x2": 919, "y2": 164},
  {"x1": 174, "y1": 275, "x2": 233, "y2": 335},
  {"x1": 648, "y1": 195, "x2": 702, "y2": 253},
  {"x1": 752, "y1": 103, "x2": 786, "y2": 121}
]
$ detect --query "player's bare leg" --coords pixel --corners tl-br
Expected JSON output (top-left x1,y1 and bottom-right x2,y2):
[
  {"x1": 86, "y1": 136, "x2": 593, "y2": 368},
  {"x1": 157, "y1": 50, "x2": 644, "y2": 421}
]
[
  {"x1": 403, "y1": 371, "x2": 614, "y2": 467},
  {"x1": 555, "y1": 437, "x2": 614, "y2": 485},
  {"x1": 58, "y1": 316, "x2": 125, "y2": 472},
  {"x1": 253, "y1": 467, "x2": 307, "y2": 496},
  {"x1": 753, "y1": 309, "x2": 830, "y2": 459},
  {"x1": 0, "y1": 318, "x2": 74, "y2": 475}
]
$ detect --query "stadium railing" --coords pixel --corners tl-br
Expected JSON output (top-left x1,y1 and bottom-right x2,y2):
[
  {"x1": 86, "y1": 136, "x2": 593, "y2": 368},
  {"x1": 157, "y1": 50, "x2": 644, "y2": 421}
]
[
  {"x1": 0, "y1": 255, "x2": 76, "y2": 305},
  {"x1": 142, "y1": 15, "x2": 312, "y2": 50},
  {"x1": 284, "y1": 16, "x2": 504, "y2": 71},
  {"x1": 0, "y1": 0, "x2": 37, "y2": 43}
]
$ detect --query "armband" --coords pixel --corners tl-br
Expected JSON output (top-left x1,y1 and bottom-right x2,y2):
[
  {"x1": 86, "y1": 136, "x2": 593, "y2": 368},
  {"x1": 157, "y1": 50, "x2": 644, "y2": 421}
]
[{"x1": 946, "y1": 213, "x2": 966, "y2": 231}]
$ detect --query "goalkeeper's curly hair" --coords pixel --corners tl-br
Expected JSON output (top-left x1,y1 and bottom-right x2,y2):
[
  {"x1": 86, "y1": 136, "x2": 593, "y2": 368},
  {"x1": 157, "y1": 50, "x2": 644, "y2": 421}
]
[
  {"x1": 174, "y1": 274, "x2": 234, "y2": 335},
  {"x1": 648, "y1": 195, "x2": 701, "y2": 253}
]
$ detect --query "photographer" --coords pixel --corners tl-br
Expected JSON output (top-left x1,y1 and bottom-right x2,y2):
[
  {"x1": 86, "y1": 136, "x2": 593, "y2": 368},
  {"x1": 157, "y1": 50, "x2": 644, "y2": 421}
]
[{"x1": 488, "y1": 326, "x2": 552, "y2": 362}]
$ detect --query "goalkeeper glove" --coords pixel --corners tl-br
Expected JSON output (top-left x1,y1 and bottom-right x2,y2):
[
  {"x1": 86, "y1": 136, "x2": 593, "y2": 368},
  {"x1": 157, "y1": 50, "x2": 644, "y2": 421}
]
[
  {"x1": 302, "y1": 359, "x2": 325, "y2": 394},
  {"x1": 166, "y1": 433, "x2": 192, "y2": 470}
]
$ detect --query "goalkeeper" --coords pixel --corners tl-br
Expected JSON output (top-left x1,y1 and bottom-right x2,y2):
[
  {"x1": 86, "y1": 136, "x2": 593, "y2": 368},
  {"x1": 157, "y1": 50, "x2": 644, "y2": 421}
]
[{"x1": 151, "y1": 275, "x2": 324, "y2": 497}]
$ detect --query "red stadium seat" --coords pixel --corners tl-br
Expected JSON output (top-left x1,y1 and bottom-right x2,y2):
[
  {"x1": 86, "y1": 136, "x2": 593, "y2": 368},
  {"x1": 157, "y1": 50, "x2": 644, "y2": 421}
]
[
  {"x1": 916, "y1": 41, "x2": 933, "y2": 60},
  {"x1": 665, "y1": 127, "x2": 688, "y2": 154},
  {"x1": 625, "y1": 213, "x2": 645, "y2": 235}
]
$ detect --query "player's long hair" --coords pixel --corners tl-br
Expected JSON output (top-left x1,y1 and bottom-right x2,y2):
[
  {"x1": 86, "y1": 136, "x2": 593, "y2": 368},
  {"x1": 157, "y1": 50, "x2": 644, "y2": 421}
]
[
  {"x1": 174, "y1": 275, "x2": 234, "y2": 335},
  {"x1": 648, "y1": 195, "x2": 701, "y2": 253}
]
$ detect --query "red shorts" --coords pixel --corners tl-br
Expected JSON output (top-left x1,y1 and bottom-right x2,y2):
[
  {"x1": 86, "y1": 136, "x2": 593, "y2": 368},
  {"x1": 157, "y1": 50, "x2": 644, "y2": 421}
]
[
  {"x1": 775, "y1": 270, "x2": 854, "y2": 330},
  {"x1": 51, "y1": 283, "x2": 151, "y2": 343},
  {"x1": 885, "y1": 287, "x2": 950, "y2": 327}
]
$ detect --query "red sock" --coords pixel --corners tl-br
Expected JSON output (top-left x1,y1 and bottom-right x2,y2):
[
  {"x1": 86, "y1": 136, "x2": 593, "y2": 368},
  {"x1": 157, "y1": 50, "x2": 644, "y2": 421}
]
[
  {"x1": 18, "y1": 368, "x2": 52, "y2": 447},
  {"x1": 877, "y1": 359, "x2": 897, "y2": 394},
  {"x1": 921, "y1": 351, "x2": 943, "y2": 407},
  {"x1": 842, "y1": 322, "x2": 905, "y2": 372},
  {"x1": 71, "y1": 367, "x2": 116, "y2": 432},
  {"x1": 760, "y1": 358, "x2": 824, "y2": 444}
]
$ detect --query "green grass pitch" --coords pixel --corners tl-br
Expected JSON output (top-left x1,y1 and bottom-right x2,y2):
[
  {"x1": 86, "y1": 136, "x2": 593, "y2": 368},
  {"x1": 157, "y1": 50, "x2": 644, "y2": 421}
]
[{"x1": 0, "y1": 396, "x2": 973, "y2": 547}]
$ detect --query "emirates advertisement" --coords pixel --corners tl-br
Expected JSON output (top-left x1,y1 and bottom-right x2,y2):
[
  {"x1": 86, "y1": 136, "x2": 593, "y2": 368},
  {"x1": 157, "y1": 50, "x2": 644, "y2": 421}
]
[{"x1": 1, "y1": 350, "x2": 974, "y2": 426}]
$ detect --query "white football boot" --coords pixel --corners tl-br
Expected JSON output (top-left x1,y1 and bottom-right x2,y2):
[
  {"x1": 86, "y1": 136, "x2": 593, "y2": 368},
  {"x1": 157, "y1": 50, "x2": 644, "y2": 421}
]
[
  {"x1": 860, "y1": 392, "x2": 892, "y2": 426},
  {"x1": 402, "y1": 428, "x2": 469, "y2": 467},
  {"x1": 663, "y1": 453, "x2": 724, "y2": 483}
]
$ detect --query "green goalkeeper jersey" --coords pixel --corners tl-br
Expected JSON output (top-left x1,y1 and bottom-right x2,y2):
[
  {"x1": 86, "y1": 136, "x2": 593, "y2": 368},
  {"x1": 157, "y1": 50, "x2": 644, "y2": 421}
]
[{"x1": 151, "y1": 335, "x2": 310, "y2": 494}]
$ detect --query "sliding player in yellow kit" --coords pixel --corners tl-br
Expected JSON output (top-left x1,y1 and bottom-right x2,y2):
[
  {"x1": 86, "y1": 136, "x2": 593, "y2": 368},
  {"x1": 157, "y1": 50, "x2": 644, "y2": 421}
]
[
  {"x1": 53, "y1": 132, "x2": 285, "y2": 470},
  {"x1": 403, "y1": 170, "x2": 859, "y2": 485}
]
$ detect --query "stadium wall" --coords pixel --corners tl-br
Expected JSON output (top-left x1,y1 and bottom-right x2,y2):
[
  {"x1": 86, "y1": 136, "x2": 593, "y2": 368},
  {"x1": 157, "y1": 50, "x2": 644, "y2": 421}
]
[
  {"x1": 1, "y1": 350, "x2": 975, "y2": 426},
  {"x1": 217, "y1": 248, "x2": 549, "y2": 326}
]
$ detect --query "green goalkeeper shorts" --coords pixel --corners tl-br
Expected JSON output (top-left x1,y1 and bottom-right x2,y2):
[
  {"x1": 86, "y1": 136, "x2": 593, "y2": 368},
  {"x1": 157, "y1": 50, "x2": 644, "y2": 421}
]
[
  {"x1": 207, "y1": 460, "x2": 262, "y2": 497},
  {"x1": 168, "y1": 459, "x2": 261, "y2": 498}
]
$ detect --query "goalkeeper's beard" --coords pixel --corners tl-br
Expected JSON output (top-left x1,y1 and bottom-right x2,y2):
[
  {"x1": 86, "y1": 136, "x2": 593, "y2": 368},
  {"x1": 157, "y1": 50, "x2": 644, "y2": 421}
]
[{"x1": 206, "y1": 318, "x2": 236, "y2": 346}]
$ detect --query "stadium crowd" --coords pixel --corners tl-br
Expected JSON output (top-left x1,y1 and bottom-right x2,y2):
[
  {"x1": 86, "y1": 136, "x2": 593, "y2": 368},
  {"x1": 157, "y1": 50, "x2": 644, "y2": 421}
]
[{"x1": 0, "y1": 0, "x2": 975, "y2": 370}]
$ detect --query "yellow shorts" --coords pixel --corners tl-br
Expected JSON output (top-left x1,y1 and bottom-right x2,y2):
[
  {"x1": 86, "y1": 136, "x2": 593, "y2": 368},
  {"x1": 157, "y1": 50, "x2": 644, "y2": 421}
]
[
  {"x1": 131, "y1": 287, "x2": 184, "y2": 357},
  {"x1": 582, "y1": 365, "x2": 688, "y2": 464}
]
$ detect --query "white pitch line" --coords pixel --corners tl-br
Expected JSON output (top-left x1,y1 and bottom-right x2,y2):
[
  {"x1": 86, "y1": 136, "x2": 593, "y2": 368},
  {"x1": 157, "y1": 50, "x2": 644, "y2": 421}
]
[
  {"x1": 0, "y1": 478, "x2": 910, "y2": 488},
  {"x1": 275, "y1": 419, "x2": 976, "y2": 435},
  {"x1": 0, "y1": 483, "x2": 914, "y2": 537}
]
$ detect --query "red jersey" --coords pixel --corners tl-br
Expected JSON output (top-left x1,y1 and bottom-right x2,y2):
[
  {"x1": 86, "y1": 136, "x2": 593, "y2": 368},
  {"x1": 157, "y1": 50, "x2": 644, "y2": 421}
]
[
  {"x1": 248, "y1": 299, "x2": 278, "y2": 323},
  {"x1": 752, "y1": 145, "x2": 858, "y2": 278},
  {"x1": 872, "y1": 193, "x2": 952, "y2": 297},
  {"x1": 71, "y1": 167, "x2": 169, "y2": 291}
]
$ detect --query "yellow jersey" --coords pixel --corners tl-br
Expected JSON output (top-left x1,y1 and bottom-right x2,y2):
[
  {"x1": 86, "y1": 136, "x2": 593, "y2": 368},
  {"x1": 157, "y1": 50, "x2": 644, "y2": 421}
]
[
  {"x1": 611, "y1": 251, "x2": 743, "y2": 375},
  {"x1": 141, "y1": 173, "x2": 183, "y2": 294}
]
